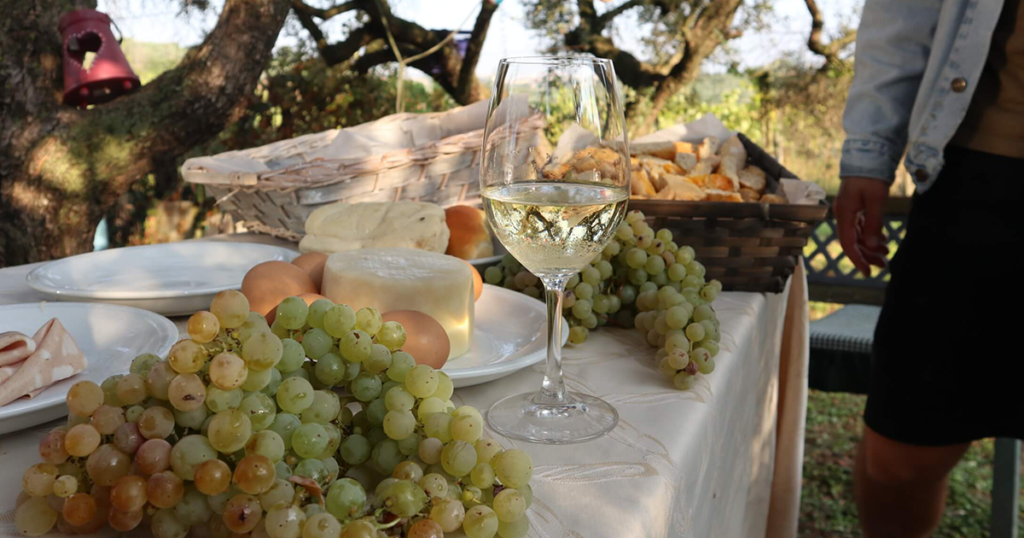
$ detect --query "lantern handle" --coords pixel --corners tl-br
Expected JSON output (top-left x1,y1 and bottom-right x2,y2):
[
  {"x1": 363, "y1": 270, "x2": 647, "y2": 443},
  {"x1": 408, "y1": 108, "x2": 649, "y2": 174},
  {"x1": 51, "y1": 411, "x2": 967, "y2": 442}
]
[{"x1": 109, "y1": 17, "x2": 124, "y2": 44}]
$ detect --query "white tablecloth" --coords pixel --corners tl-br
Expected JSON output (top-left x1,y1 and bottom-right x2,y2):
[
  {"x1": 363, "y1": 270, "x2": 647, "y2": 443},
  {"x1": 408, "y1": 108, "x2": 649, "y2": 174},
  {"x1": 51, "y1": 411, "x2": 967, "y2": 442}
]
[{"x1": 0, "y1": 237, "x2": 809, "y2": 538}]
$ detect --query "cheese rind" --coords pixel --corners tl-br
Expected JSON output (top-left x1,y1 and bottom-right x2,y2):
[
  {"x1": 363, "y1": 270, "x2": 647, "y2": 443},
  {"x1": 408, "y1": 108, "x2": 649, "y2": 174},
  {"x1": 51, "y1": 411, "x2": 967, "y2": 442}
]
[{"x1": 321, "y1": 248, "x2": 474, "y2": 359}]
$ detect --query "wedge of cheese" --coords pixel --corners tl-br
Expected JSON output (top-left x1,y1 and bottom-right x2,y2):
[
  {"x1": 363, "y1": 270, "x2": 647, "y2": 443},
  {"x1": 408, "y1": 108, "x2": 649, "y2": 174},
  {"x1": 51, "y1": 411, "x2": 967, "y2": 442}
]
[
  {"x1": 321, "y1": 248, "x2": 474, "y2": 359},
  {"x1": 299, "y1": 201, "x2": 450, "y2": 255}
]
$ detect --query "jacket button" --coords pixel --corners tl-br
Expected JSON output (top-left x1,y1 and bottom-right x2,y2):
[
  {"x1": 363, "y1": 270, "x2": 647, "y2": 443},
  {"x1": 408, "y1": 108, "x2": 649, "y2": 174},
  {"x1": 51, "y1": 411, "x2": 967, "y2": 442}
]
[
  {"x1": 951, "y1": 77, "x2": 968, "y2": 93},
  {"x1": 914, "y1": 169, "x2": 929, "y2": 182}
]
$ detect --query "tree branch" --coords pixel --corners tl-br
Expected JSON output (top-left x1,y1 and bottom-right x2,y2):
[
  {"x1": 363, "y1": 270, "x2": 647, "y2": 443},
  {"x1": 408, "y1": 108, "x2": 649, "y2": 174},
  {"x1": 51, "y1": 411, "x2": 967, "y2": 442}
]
[
  {"x1": 290, "y1": 0, "x2": 357, "y2": 21},
  {"x1": 804, "y1": 0, "x2": 854, "y2": 65},
  {"x1": 292, "y1": 0, "x2": 328, "y2": 50},
  {"x1": 454, "y1": 0, "x2": 499, "y2": 104},
  {"x1": 598, "y1": 0, "x2": 643, "y2": 26}
]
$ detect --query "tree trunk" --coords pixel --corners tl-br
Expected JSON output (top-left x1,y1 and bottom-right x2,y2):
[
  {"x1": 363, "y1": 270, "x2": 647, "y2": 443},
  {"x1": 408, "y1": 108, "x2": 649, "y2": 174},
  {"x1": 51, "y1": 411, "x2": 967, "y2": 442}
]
[{"x1": 0, "y1": 0, "x2": 290, "y2": 267}]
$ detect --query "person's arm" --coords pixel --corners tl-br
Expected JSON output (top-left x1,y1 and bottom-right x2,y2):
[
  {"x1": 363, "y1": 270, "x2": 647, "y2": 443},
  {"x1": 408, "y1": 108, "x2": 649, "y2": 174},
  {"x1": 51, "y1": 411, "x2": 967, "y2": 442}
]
[{"x1": 836, "y1": 0, "x2": 942, "y2": 274}]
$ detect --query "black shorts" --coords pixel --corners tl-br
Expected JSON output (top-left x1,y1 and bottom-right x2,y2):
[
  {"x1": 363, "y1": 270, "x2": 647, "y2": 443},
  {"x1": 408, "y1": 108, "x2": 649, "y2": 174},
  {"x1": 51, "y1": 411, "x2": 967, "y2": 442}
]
[{"x1": 863, "y1": 146, "x2": 1024, "y2": 446}]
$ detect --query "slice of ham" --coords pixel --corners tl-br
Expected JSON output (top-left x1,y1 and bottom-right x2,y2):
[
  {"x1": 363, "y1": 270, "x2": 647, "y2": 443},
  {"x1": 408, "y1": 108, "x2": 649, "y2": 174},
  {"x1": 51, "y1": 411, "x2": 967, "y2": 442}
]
[
  {"x1": 0, "y1": 331, "x2": 36, "y2": 366},
  {"x1": 0, "y1": 319, "x2": 88, "y2": 407}
]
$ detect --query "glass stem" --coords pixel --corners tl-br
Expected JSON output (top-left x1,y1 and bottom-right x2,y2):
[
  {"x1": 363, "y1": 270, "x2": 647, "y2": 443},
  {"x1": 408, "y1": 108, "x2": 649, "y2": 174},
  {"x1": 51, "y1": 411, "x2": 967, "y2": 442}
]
[{"x1": 538, "y1": 275, "x2": 569, "y2": 403}]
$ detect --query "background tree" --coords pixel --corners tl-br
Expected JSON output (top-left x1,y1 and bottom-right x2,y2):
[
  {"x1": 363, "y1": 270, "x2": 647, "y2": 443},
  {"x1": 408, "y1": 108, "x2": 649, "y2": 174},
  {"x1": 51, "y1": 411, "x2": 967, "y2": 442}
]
[
  {"x1": 0, "y1": 0, "x2": 291, "y2": 267},
  {"x1": 290, "y1": 0, "x2": 499, "y2": 106}
]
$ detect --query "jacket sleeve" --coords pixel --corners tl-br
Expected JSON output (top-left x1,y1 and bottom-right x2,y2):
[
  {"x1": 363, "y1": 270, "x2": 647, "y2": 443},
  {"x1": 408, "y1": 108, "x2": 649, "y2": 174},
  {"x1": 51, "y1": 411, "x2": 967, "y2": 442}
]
[{"x1": 840, "y1": 0, "x2": 944, "y2": 182}]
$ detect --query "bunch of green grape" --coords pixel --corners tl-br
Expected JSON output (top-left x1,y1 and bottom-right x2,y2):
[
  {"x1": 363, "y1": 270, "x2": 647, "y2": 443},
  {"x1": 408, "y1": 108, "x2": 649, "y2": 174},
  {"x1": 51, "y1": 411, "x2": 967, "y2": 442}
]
[{"x1": 16, "y1": 290, "x2": 535, "y2": 538}]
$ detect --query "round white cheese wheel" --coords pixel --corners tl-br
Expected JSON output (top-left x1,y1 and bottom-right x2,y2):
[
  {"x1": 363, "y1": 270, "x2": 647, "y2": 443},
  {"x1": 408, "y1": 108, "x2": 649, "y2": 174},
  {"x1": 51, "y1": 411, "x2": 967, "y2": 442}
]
[{"x1": 322, "y1": 248, "x2": 474, "y2": 359}]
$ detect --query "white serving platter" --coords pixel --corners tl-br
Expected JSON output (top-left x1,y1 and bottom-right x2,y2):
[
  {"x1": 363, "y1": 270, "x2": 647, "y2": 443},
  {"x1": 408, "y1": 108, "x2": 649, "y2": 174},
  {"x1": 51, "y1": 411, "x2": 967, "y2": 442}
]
[
  {"x1": 444, "y1": 284, "x2": 567, "y2": 387},
  {"x1": 26, "y1": 242, "x2": 297, "y2": 316},
  {"x1": 0, "y1": 302, "x2": 178, "y2": 435}
]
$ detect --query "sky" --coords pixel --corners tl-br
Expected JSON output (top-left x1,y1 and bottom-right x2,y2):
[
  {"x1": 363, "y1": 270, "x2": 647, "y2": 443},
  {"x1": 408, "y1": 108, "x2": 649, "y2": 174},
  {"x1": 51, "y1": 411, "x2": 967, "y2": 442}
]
[{"x1": 97, "y1": 0, "x2": 862, "y2": 77}]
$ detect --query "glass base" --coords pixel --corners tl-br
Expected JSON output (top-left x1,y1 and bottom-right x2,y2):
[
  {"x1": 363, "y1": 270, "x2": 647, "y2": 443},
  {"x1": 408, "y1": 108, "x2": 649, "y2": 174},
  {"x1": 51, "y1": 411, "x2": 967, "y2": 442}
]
[{"x1": 486, "y1": 391, "x2": 619, "y2": 444}]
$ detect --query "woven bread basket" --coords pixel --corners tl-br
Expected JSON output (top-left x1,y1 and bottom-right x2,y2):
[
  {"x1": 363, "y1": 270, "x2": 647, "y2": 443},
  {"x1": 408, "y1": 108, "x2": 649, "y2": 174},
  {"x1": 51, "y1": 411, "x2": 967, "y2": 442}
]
[
  {"x1": 182, "y1": 104, "x2": 543, "y2": 242},
  {"x1": 630, "y1": 134, "x2": 828, "y2": 293}
]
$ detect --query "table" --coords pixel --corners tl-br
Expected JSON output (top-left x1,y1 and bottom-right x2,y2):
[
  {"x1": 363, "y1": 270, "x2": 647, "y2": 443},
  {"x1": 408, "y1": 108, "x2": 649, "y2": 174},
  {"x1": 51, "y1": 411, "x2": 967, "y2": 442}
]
[{"x1": 0, "y1": 237, "x2": 810, "y2": 538}]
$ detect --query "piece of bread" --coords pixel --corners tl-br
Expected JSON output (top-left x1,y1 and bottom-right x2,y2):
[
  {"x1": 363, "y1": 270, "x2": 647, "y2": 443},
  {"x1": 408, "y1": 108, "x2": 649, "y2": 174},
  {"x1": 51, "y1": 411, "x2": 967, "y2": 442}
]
[
  {"x1": 739, "y1": 187, "x2": 761, "y2": 202},
  {"x1": 708, "y1": 173, "x2": 736, "y2": 191},
  {"x1": 705, "y1": 189, "x2": 744, "y2": 203},
  {"x1": 631, "y1": 141, "x2": 694, "y2": 160},
  {"x1": 698, "y1": 137, "x2": 720, "y2": 160},
  {"x1": 541, "y1": 162, "x2": 571, "y2": 179},
  {"x1": 631, "y1": 169, "x2": 656, "y2": 197},
  {"x1": 445, "y1": 205, "x2": 494, "y2": 260},
  {"x1": 661, "y1": 175, "x2": 706, "y2": 201},
  {"x1": 738, "y1": 165, "x2": 768, "y2": 193},
  {"x1": 717, "y1": 135, "x2": 746, "y2": 190},
  {"x1": 682, "y1": 174, "x2": 708, "y2": 189},
  {"x1": 300, "y1": 201, "x2": 450, "y2": 255},
  {"x1": 760, "y1": 193, "x2": 788, "y2": 204},
  {"x1": 674, "y1": 152, "x2": 697, "y2": 172},
  {"x1": 691, "y1": 155, "x2": 722, "y2": 177}
]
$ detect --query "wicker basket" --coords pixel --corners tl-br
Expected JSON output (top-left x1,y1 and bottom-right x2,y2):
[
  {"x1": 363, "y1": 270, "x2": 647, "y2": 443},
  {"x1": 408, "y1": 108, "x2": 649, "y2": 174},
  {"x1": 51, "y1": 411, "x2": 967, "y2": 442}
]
[
  {"x1": 630, "y1": 134, "x2": 828, "y2": 293},
  {"x1": 182, "y1": 105, "x2": 542, "y2": 242}
]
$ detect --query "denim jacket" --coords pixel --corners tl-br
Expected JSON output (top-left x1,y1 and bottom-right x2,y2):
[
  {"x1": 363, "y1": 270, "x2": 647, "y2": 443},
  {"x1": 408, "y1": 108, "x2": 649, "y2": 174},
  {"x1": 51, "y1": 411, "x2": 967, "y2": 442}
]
[{"x1": 840, "y1": 0, "x2": 1005, "y2": 193}]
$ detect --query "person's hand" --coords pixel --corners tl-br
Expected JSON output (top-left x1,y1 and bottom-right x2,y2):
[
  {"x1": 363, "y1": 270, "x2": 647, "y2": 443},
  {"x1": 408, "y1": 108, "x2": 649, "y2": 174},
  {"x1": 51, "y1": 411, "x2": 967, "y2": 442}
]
[{"x1": 833, "y1": 177, "x2": 890, "y2": 275}]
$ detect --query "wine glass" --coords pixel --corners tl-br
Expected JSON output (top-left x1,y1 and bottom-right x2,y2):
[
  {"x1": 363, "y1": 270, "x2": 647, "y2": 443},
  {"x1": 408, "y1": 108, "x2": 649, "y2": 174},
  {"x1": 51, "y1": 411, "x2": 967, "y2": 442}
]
[{"x1": 480, "y1": 57, "x2": 630, "y2": 444}]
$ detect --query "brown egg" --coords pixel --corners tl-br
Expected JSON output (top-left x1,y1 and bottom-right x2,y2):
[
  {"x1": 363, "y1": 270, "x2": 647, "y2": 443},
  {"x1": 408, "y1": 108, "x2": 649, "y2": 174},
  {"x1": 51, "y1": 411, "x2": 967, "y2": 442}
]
[
  {"x1": 463, "y1": 261, "x2": 483, "y2": 302},
  {"x1": 266, "y1": 292, "x2": 329, "y2": 325},
  {"x1": 241, "y1": 261, "x2": 318, "y2": 317},
  {"x1": 381, "y1": 310, "x2": 450, "y2": 369},
  {"x1": 292, "y1": 252, "x2": 328, "y2": 291}
]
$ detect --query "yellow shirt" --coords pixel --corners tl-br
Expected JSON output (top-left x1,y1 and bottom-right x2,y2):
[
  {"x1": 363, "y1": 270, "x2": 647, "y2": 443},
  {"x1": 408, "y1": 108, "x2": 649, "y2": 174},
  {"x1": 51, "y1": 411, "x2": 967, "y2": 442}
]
[{"x1": 951, "y1": 0, "x2": 1024, "y2": 157}]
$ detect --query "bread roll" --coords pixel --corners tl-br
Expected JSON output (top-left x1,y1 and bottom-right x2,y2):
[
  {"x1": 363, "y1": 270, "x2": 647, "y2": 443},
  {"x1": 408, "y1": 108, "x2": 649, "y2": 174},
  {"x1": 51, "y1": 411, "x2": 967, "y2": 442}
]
[
  {"x1": 738, "y1": 165, "x2": 768, "y2": 193},
  {"x1": 717, "y1": 135, "x2": 747, "y2": 191},
  {"x1": 300, "y1": 201, "x2": 449, "y2": 255},
  {"x1": 705, "y1": 190, "x2": 744, "y2": 203},
  {"x1": 760, "y1": 193, "x2": 788, "y2": 204},
  {"x1": 445, "y1": 205, "x2": 494, "y2": 260},
  {"x1": 739, "y1": 187, "x2": 761, "y2": 202}
]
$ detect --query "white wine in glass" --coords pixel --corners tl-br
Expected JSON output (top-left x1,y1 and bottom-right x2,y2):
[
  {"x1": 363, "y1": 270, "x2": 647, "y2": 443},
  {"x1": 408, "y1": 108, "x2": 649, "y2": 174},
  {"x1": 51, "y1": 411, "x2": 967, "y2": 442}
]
[{"x1": 480, "y1": 57, "x2": 630, "y2": 444}]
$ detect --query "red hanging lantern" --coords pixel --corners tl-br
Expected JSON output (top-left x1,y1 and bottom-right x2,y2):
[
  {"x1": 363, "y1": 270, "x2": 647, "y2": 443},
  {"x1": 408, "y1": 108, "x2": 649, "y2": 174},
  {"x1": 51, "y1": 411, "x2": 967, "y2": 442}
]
[{"x1": 58, "y1": 9, "x2": 140, "y2": 108}]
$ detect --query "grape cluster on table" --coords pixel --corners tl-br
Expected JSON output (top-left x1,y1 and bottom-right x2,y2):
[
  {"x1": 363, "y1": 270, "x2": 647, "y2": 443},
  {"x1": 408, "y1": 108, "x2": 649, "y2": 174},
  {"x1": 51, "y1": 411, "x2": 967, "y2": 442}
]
[
  {"x1": 17, "y1": 291, "x2": 534, "y2": 538},
  {"x1": 483, "y1": 209, "x2": 724, "y2": 390}
]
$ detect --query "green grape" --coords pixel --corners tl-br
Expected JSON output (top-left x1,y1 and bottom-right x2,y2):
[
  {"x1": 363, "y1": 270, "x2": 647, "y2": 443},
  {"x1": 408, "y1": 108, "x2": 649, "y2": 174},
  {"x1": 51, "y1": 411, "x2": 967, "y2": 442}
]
[
  {"x1": 384, "y1": 386, "x2": 415, "y2": 412},
  {"x1": 700, "y1": 340, "x2": 721, "y2": 358},
  {"x1": 492, "y1": 449, "x2": 533, "y2": 489},
  {"x1": 440, "y1": 440, "x2": 477, "y2": 477},
  {"x1": 471, "y1": 462, "x2": 495, "y2": 488},
  {"x1": 464, "y1": 505, "x2": 499, "y2": 538},
  {"x1": 430, "y1": 496, "x2": 467, "y2": 532},
  {"x1": 320, "y1": 424, "x2": 342, "y2": 458},
  {"x1": 492, "y1": 488, "x2": 526, "y2": 523},
  {"x1": 131, "y1": 353, "x2": 161, "y2": 378},
  {"x1": 692, "y1": 305, "x2": 714, "y2": 323},
  {"x1": 339, "y1": 330, "x2": 372, "y2": 363},
  {"x1": 376, "y1": 321, "x2": 407, "y2": 352},
  {"x1": 452, "y1": 413, "x2": 483, "y2": 443},
  {"x1": 246, "y1": 430, "x2": 286, "y2": 462},
  {"x1": 673, "y1": 371, "x2": 695, "y2": 390},
  {"x1": 685, "y1": 260, "x2": 706, "y2": 278},
  {"x1": 363, "y1": 344, "x2": 392, "y2": 374},
  {"x1": 325, "y1": 478, "x2": 366, "y2": 520},
  {"x1": 419, "y1": 473, "x2": 448, "y2": 499},
  {"x1": 240, "y1": 392, "x2": 277, "y2": 431},
  {"x1": 175, "y1": 488, "x2": 213, "y2": 525},
  {"x1": 667, "y1": 349, "x2": 690, "y2": 370},
  {"x1": 423, "y1": 412, "x2": 453, "y2": 443},
  {"x1": 151, "y1": 507, "x2": 190, "y2": 538},
  {"x1": 341, "y1": 359, "x2": 361, "y2": 382},
  {"x1": 207, "y1": 485, "x2": 240, "y2": 514},
  {"x1": 700, "y1": 284, "x2": 719, "y2": 302},
  {"x1": 625, "y1": 248, "x2": 648, "y2": 269},
  {"x1": 304, "y1": 299, "x2": 332, "y2": 330},
  {"x1": 276, "y1": 297, "x2": 309, "y2": 330},
  {"x1": 571, "y1": 300, "x2": 592, "y2": 319},
  {"x1": 371, "y1": 439, "x2": 403, "y2": 475},
  {"x1": 498, "y1": 516, "x2": 529, "y2": 538},
  {"x1": 170, "y1": 434, "x2": 217, "y2": 480},
  {"x1": 313, "y1": 352, "x2": 345, "y2": 387},
  {"x1": 380, "y1": 479, "x2": 427, "y2": 517},
  {"x1": 207, "y1": 410, "x2": 252, "y2": 454},
  {"x1": 355, "y1": 307, "x2": 383, "y2": 336},
  {"x1": 297, "y1": 328, "x2": 330, "y2": 360},
  {"x1": 563, "y1": 290, "x2": 577, "y2": 308},
  {"x1": 573, "y1": 282, "x2": 594, "y2": 301},
  {"x1": 243, "y1": 331, "x2": 283, "y2": 371},
  {"x1": 206, "y1": 386, "x2": 243, "y2": 413},
  {"x1": 595, "y1": 259, "x2": 614, "y2": 280},
  {"x1": 350, "y1": 372, "x2": 382, "y2": 402},
  {"x1": 397, "y1": 432, "x2": 421, "y2": 457},
  {"x1": 264, "y1": 505, "x2": 305, "y2": 538},
  {"x1": 698, "y1": 356, "x2": 716, "y2": 374},
  {"x1": 651, "y1": 271, "x2": 669, "y2": 286},
  {"x1": 236, "y1": 311, "x2": 270, "y2": 344},
  {"x1": 685, "y1": 322, "x2": 706, "y2": 342},
  {"x1": 429, "y1": 371, "x2": 454, "y2": 401},
  {"x1": 700, "y1": 319, "x2": 719, "y2": 342},
  {"x1": 277, "y1": 339, "x2": 306, "y2": 373},
  {"x1": 291, "y1": 423, "x2": 328, "y2": 459},
  {"x1": 474, "y1": 438, "x2": 503, "y2": 465},
  {"x1": 323, "y1": 304, "x2": 356, "y2": 338},
  {"x1": 242, "y1": 367, "x2": 274, "y2": 392},
  {"x1": 301, "y1": 391, "x2": 340, "y2": 424},
  {"x1": 268, "y1": 414, "x2": 300, "y2": 451},
  {"x1": 283, "y1": 367, "x2": 311, "y2": 382},
  {"x1": 260, "y1": 479, "x2": 295, "y2": 511},
  {"x1": 667, "y1": 262, "x2": 687, "y2": 282},
  {"x1": 648, "y1": 238, "x2": 666, "y2": 255},
  {"x1": 645, "y1": 254, "x2": 666, "y2": 275},
  {"x1": 270, "y1": 319, "x2": 289, "y2": 339},
  {"x1": 365, "y1": 397, "x2": 388, "y2": 426},
  {"x1": 580, "y1": 266, "x2": 600, "y2": 287},
  {"x1": 618, "y1": 284, "x2": 638, "y2": 305},
  {"x1": 386, "y1": 351, "x2": 416, "y2": 382},
  {"x1": 383, "y1": 410, "x2": 416, "y2": 440},
  {"x1": 592, "y1": 294, "x2": 611, "y2": 314},
  {"x1": 293, "y1": 458, "x2": 328, "y2": 486},
  {"x1": 303, "y1": 512, "x2": 341, "y2": 538},
  {"x1": 417, "y1": 397, "x2": 446, "y2": 423},
  {"x1": 260, "y1": 367, "x2": 284, "y2": 399},
  {"x1": 125, "y1": 404, "x2": 145, "y2": 423},
  {"x1": 339, "y1": 434, "x2": 371, "y2": 466},
  {"x1": 691, "y1": 347, "x2": 711, "y2": 370},
  {"x1": 628, "y1": 267, "x2": 649, "y2": 286},
  {"x1": 484, "y1": 266, "x2": 503, "y2": 284},
  {"x1": 665, "y1": 306, "x2": 689, "y2": 330},
  {"x1": 277, "y1": 377, "x2": 315, "y2": 413}
]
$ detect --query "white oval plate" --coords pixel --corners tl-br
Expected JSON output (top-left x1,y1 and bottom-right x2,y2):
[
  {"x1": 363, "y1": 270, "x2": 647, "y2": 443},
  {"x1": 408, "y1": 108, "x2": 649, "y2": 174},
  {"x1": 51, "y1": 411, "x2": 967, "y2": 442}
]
[
  {"x1": 0, "y1": 302, "x2": 178, "y2": 435},
  {"x1": 444, "y1": 284, "x2": 567, "y2": 387},
  {"x1": 26, "y1": 242, "x2": 297, "y2": 316}
]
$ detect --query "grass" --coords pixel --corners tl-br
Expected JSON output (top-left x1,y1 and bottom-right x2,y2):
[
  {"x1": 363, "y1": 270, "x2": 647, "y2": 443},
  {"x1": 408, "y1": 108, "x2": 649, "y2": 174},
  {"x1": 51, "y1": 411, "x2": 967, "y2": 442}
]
[{"x1": 799, "y1": 390, "x2": 1004, "y2": 537}]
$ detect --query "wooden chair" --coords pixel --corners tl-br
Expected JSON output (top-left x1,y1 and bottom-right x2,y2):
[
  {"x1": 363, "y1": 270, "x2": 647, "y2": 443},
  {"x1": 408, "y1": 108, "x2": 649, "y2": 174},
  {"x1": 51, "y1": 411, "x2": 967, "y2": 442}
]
[{"x1": 805, "y1": 196, "x2": 1020, "y2": 537}]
